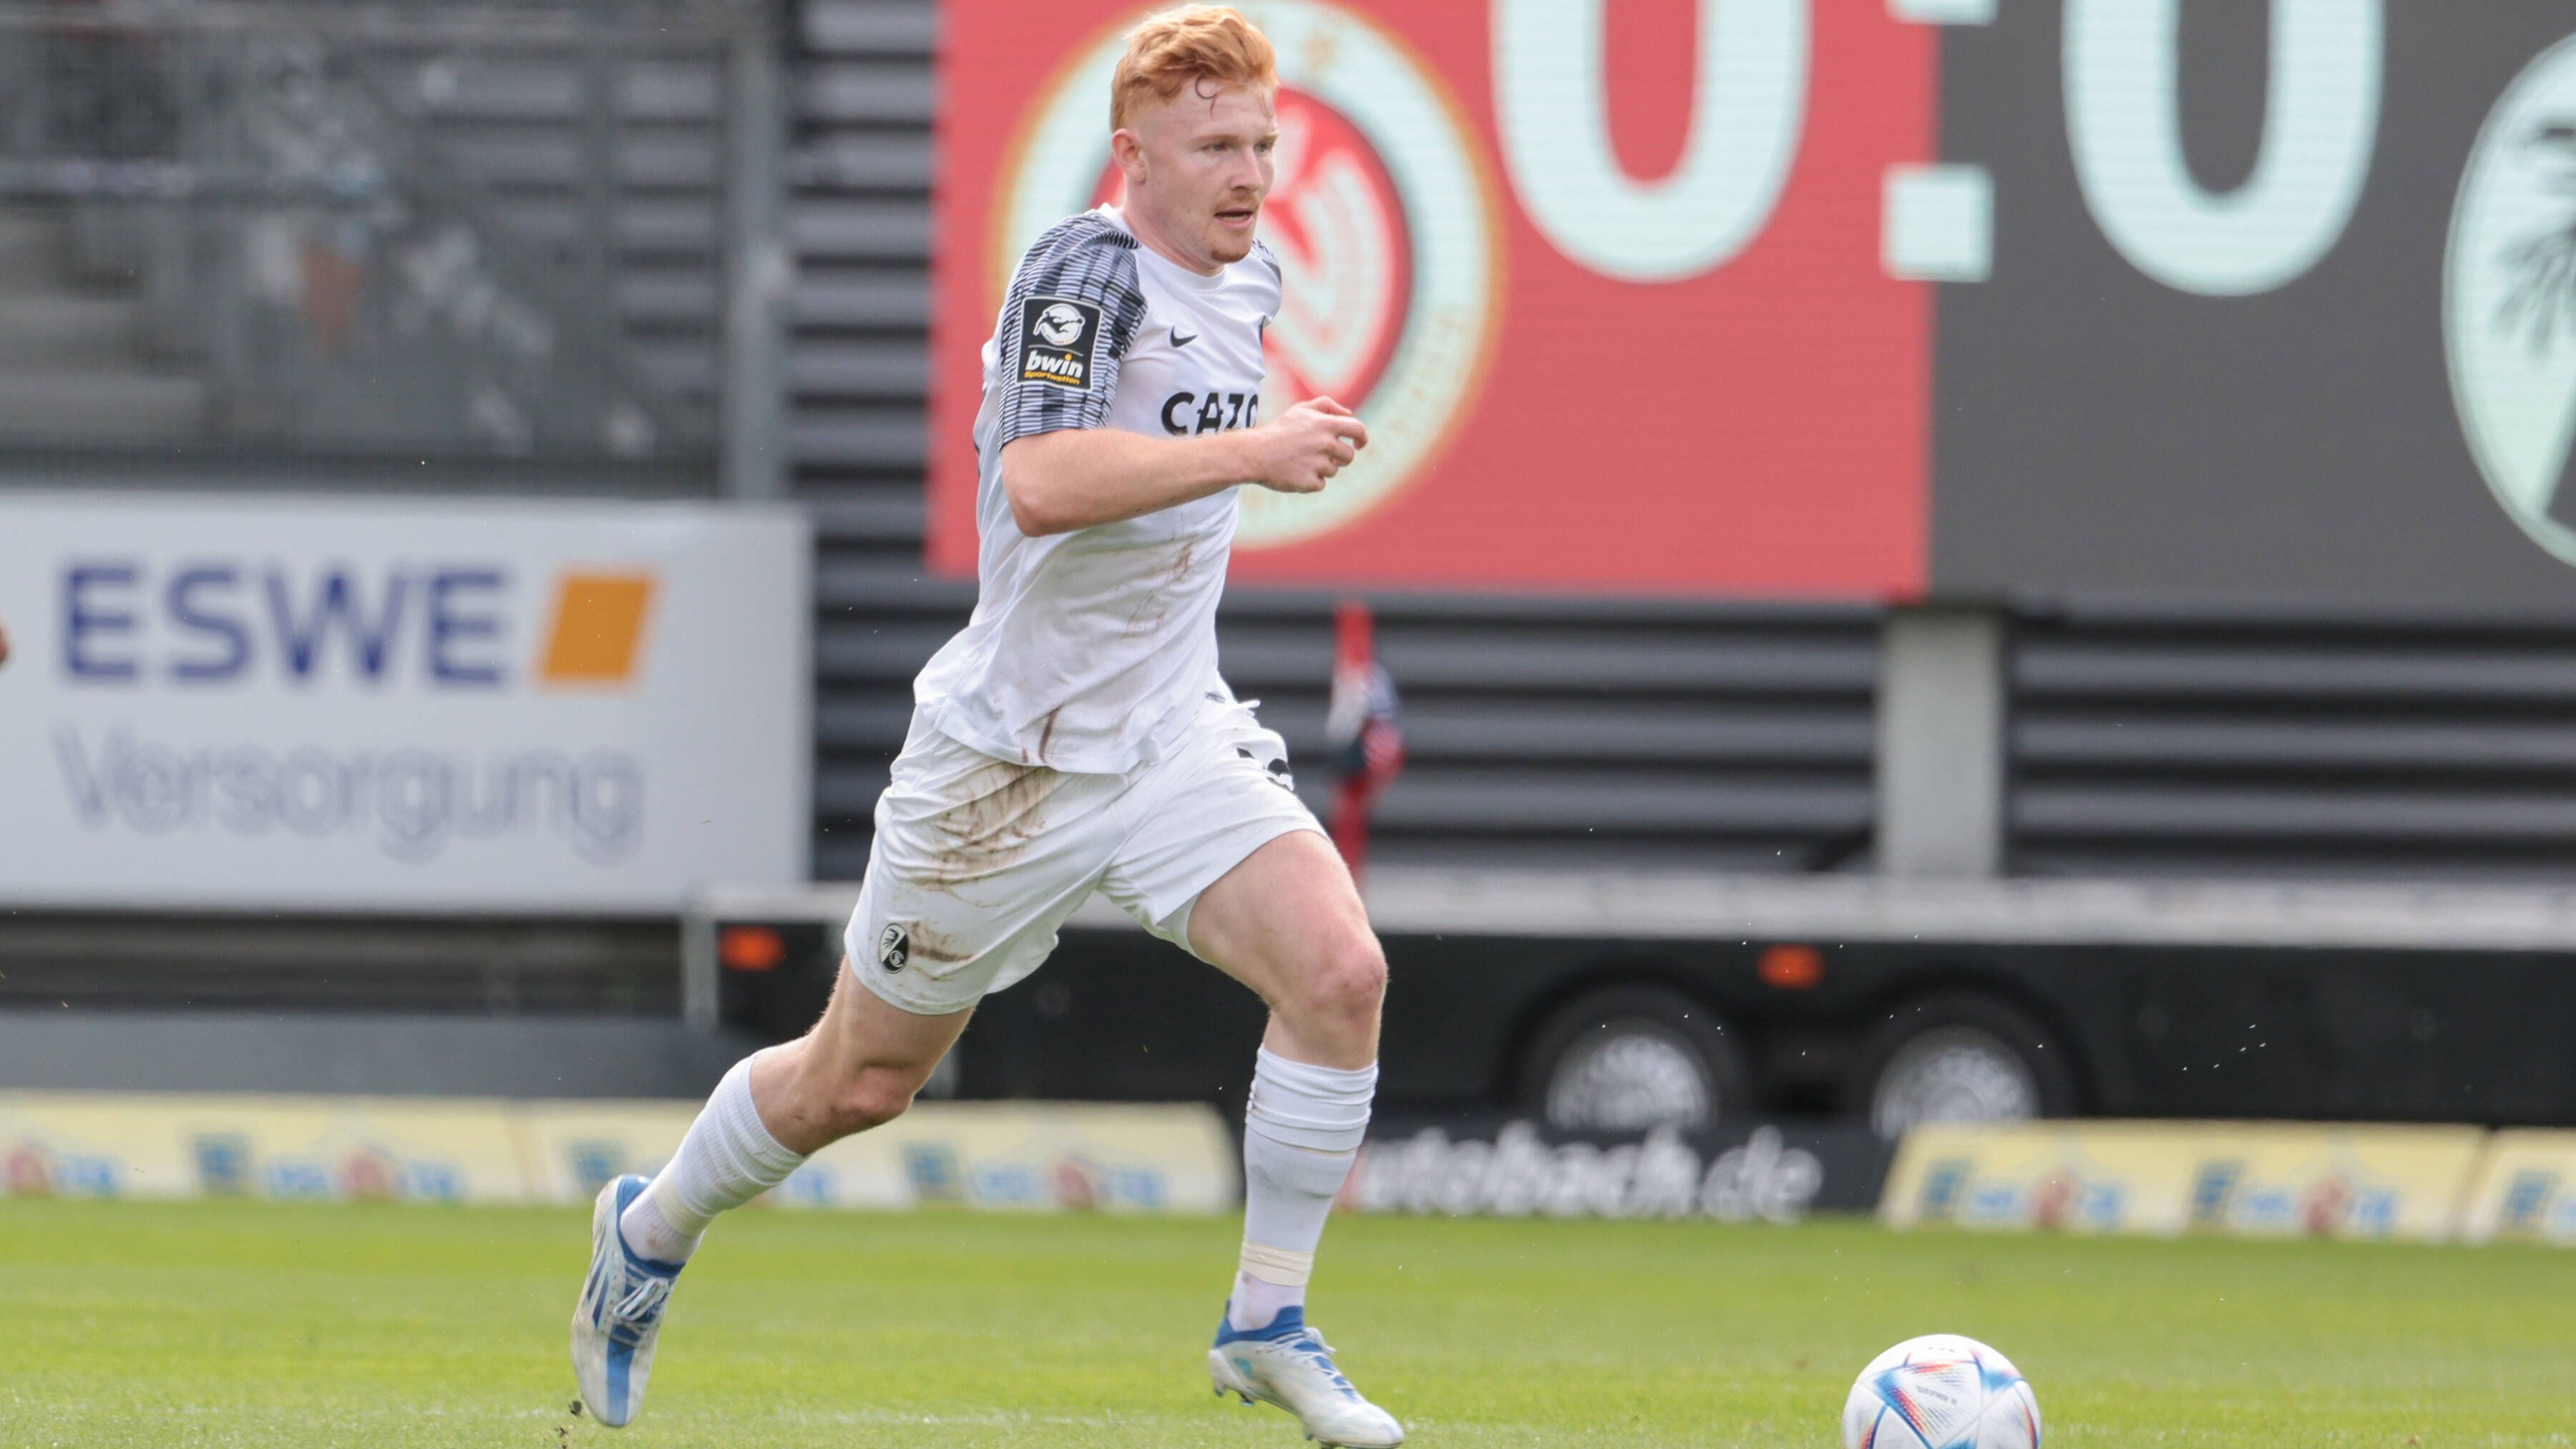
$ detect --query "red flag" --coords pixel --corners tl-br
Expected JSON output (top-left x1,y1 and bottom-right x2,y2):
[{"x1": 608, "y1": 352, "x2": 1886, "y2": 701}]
[{"x1": 1324, "y1": 600, "x2": 1403, "y2": 878}]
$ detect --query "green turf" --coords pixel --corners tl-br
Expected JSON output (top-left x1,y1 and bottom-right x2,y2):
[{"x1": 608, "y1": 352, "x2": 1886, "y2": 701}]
[{"x1": 2, "y1": 1199, "x2": 2572, "y2": 1447}]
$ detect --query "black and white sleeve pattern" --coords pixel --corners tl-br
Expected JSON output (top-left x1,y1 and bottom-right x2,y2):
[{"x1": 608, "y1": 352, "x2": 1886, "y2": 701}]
[
  {"x1": 1246, "y1": 238, "x2": 1285, "y2": 318},
  {"x1": 992, "y1": 213, "x2": 1148, "y2": 449}
]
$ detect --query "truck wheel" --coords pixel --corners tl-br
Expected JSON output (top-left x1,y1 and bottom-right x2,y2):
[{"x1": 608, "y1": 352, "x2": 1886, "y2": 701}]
[
  {"x1": 1522, "y1": 985, "x2": 1749, "y2": 1131},
  {"x1": 1849, "y1": 992, "x2": 2075, "y2": 1140}
]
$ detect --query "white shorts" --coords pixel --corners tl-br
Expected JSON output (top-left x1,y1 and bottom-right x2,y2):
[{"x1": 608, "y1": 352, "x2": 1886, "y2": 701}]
[{"x1": 841, "y1": 692, "x2": 1325, "y2": 1016}]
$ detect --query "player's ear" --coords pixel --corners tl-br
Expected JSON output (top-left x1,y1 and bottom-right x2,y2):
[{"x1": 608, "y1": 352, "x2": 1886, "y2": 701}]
[{"x1": 1110, "y1": 126, "x2": 1149, "y2": 186}]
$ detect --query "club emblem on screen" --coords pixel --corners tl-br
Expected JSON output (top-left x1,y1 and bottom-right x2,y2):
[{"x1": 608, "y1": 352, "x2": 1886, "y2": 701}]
[
  {"x1": 995, "y1": 0, "x2": 1500, "y2": 548},
  {"x1": 2446, "y1": 34, "x2": 2576, "y2": 568}
]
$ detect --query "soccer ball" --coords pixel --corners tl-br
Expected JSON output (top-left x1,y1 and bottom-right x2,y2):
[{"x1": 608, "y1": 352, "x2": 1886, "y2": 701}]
[{"x1": 1840, "y1": 1335, "x2": 2041, "y2": 1449}]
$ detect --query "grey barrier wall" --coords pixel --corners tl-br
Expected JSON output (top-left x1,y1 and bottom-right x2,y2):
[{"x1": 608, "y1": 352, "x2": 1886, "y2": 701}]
[{"x1": 2007, "y1": 610, "x2": 2576, "y2": 880}]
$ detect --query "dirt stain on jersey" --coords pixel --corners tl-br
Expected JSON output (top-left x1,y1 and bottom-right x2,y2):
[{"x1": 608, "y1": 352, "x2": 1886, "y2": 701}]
[
  {"x1": 1121, "y1": 540, "x2": 1194, "y2": 640},
  {"x1": 1034, "y1": 706, "x2": 1061, "y2": 768}
]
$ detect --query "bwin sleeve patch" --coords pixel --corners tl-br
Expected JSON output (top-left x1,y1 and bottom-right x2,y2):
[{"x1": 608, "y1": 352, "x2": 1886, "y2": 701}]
[
  {"x1": 1018, "y1": 296, "x2": 1104, "y2": 391},
  {"x1": 992, "y1": 215, "x2": 1144, "y2": 448}
]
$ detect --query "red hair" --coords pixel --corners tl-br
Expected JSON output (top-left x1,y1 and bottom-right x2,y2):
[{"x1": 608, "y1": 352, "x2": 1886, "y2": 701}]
[{"x1": 1111, "y1": 6, "x2": 1277, "y2": 130}]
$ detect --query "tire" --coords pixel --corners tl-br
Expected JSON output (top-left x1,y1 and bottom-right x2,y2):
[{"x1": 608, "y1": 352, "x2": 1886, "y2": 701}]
[
  {"x1": 1520, "y1": 985, "x2": 1750, "y2": 1132},
  {"x1": 1848, "y1": 991, "x2": 2077, "y2": 1141}
]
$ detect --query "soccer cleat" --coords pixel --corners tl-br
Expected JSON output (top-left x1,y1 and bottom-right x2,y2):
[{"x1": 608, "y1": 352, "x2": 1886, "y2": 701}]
[
  {"x1": 1208, "y1": 1306, "x2": 1405, "y2": 1447},
  {"x1": 570, "y1": 1174, "x2": 683, "y2": 1428}
]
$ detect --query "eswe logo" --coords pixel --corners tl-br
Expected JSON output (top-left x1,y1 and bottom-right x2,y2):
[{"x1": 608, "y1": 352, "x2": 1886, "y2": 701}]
[{"x1": 55, "y1": 561, "x2": 658, "y2": 690}]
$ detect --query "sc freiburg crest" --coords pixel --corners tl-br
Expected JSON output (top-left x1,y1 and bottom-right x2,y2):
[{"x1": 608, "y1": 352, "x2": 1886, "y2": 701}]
[{"x1": 2448, "y1": 33, "x2": 2576, "y2": 567}]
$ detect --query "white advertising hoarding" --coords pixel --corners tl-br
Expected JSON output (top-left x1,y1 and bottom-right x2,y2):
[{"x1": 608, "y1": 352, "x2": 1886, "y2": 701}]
[{"x1": 0, "y1": 493, "x2": 809, "y2": 912}]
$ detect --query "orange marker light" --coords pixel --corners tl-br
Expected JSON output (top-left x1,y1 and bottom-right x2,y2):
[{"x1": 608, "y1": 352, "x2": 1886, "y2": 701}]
[
  {"x1": 1758, "y1": 943, "x2": 1825, "y2": 990},
  {"x1": 718, "y1": 925, "x2": 786, "y2": 972}
]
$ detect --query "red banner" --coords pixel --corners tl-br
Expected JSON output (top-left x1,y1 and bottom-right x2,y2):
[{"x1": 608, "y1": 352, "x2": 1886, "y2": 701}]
[{"x1": 933, "y1": 1, "x2": 1934, "y2": 599}]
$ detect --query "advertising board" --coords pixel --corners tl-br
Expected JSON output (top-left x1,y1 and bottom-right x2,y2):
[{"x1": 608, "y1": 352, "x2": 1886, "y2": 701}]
[
  {"x1": 1347, "y1": 1116, "x2": 1892, "y2": 1224},
  {"x1": 517, "y1": 1098, "x2": 1239, "y2": 1214},
  {"x1": 0, "y1": 1093, "x2": 1239, "y2": 1214},
  {"x1": 0, "y1": 1093, "x2": 531, "y2": 1204},
  {"x1": 0, "y1": 494, "x2": 809, "y2": 912},
  {"x1": 1880, "y1": 1121, "x2": 2487, "y2": 1243},
  {"x1": 940, "y1": 3, "x2": 2576, "y2": 615},
  {"x1": 2457, "y1": 1129, "x2": 2576, "y2": 1246}
]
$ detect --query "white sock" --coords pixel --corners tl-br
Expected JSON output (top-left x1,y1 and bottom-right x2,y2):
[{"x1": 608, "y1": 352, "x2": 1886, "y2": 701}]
[
  {"x1": 1229, "y1": 1046, "x2": 1375, "y2": 1332},
  {"x1": 620, "y1": 1057, "x2": 806, "y2": 1264},
  {"x1": 1231, "y1": 1254, "x2": 1309, "y2": 1331}
]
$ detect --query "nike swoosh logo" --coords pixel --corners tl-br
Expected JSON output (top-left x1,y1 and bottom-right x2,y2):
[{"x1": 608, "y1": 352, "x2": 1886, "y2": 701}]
[{"x1": 1170, "y1": 328, "x2": 1198, "y2": 348}]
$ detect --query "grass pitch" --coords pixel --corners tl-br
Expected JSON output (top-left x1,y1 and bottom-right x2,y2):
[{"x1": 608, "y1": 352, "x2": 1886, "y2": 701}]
[{"x1": 2, "y1": 1199, "x2": 2572, "y2": 1447}]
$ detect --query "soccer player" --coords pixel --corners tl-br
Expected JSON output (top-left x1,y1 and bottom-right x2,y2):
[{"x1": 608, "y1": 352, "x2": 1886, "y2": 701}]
[{"x1": 571, "y1": 7, "x2": 1401, "y2": 1444}]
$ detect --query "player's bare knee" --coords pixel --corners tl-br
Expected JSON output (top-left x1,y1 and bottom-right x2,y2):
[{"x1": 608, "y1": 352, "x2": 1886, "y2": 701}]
[
  {"x1": 823, "y1": 1065, "x2": 919, "y2": 1137},
  {"x1": 1295, "y1": 931, "x2": 1387, "y2": 1037}
]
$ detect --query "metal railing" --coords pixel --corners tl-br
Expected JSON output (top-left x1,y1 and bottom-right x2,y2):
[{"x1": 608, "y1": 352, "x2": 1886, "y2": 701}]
[{"x1": 0, "y1": 0, "x2": 785, "y2": 492}]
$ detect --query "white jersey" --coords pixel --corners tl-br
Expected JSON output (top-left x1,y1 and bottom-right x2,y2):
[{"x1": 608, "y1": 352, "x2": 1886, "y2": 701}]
[{"x1": 915, "y1": 205, "x2": 1280, "y2": 774}]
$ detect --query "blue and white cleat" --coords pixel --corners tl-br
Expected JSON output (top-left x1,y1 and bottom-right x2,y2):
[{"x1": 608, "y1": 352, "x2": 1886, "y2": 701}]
[
  {"x1": 570, "y1": 1174, "x2": 683, "y2": 1428},
  {"x1": 1209, "y1": 1307, "x2": 1405, "y2": 1447}
]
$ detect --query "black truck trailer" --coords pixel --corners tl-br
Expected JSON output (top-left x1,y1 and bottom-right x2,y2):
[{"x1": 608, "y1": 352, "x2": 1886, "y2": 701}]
[{"x1": 689, "y1": 870, "x2": 2576, "y2": 1136}]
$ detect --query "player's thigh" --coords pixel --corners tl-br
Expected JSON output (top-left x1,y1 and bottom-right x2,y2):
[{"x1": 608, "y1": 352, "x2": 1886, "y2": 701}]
[
  {"x1": 751, "y1": 959, "x2": 974, "y2": 1151},
  {"x1": 1097, "y1": 698, "x2": 1382, "y2": 1057},
  {"x1": 808, "y1": 953, "x2": 975, "y2": 1082},
  {"x1": 1184, "y1": 826, "x2": 1381, "y2": 1015}
]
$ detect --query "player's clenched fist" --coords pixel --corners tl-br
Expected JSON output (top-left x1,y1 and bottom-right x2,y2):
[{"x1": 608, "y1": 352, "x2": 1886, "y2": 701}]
[{"x1": 1246, "y1": 396, "x2": 1367, "y2": 494}]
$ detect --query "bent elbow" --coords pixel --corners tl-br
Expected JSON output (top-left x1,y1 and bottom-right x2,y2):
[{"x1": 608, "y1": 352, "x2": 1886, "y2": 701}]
[
  {"x1": 1000, "y1": 444, "x2": 1075, "y2": 536},
  {"x1": 1005, "y1": 477, "x2": 1068, "y2": 537}
]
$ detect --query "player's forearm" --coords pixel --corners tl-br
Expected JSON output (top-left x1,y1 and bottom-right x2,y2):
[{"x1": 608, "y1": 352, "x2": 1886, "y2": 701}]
[{"x1": 1001, "y1": 428, "x2": 1259, "y2": 536}]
